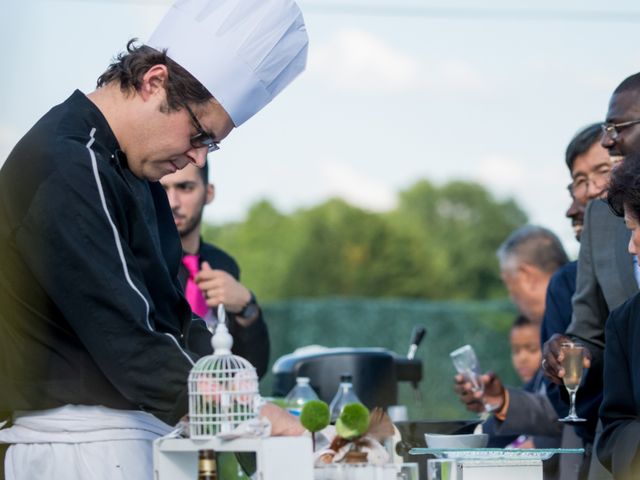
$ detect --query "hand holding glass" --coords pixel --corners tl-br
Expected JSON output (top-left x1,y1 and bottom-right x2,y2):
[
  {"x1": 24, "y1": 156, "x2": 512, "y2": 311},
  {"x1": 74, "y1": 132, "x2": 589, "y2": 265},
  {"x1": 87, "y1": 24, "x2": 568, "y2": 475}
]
[
  {"x1": 559, "y1": 342, "x2": 587, "y2": 423},
  {"x1": 450, "y1": 345, "x2": 496, "y2": 412}
]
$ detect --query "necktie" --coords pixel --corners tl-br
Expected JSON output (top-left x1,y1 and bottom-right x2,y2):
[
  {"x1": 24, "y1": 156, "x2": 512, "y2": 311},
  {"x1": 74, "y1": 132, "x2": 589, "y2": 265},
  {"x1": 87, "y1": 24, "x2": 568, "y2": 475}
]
[{"x1": 182, "y1": 254, "x2": 209, "y2": 318}]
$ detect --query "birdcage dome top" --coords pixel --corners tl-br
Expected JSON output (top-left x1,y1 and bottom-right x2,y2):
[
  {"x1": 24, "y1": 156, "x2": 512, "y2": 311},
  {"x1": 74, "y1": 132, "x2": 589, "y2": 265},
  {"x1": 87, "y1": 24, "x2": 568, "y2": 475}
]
[
  {"x1": 191, "y1": 350, "x2": 257, "y2": 373},
  {"x1": 190, "y1": 303, "x2": 258, "y2": 374}
]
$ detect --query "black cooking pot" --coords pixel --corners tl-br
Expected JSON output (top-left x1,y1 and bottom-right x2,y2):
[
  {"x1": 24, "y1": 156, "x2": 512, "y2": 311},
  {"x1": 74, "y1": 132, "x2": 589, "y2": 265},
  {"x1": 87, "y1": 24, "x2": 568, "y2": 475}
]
[{"x1": 272, "y1": 348, "x2": 421, "y2": 409}]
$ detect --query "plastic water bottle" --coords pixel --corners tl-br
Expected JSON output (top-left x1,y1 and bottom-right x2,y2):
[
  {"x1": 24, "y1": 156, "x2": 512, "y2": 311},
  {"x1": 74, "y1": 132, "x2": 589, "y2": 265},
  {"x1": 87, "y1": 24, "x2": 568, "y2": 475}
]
[
  {"x1": 329, "y1": 373, "x2": 361, "y2": 423},
  {"x1": 285, "y1": 377, "x2": 319, "y2": 416}
]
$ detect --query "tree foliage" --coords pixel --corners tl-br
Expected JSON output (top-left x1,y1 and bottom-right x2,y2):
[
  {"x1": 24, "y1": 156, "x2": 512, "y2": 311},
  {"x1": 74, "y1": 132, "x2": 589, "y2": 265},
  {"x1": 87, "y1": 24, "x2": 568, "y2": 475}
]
[{"x1": 203, "y1": 179, "x2": 527, "y2": 300}]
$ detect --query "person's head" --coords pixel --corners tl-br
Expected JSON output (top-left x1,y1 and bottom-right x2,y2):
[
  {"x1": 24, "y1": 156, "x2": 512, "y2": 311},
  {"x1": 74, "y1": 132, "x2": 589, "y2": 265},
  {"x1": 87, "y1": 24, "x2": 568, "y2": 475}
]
[
  {"x1": 509, "y1": 315, "x2": 542, "y2": 383},
  {"x1": 91, "y1": 0, "x2": 308, "y2": 182},
  {"x1": 497, "y1": 225, "x2": 569, "y2": 323},
  {"x1": 565, "y1": 123, "x2": 612, "y2": 240},
  {"x1": 94, "y1": 40, "x2": 234, "y2": 182},
  {"x1": 160, "y1": 161, "x2": 213, "y2": 242},
  {"x1": 607, "y1": 152, "x2": 640, "y2": 255},
  {"x1": 602, "y1": 73, "x2": 640, "y2": 161}
]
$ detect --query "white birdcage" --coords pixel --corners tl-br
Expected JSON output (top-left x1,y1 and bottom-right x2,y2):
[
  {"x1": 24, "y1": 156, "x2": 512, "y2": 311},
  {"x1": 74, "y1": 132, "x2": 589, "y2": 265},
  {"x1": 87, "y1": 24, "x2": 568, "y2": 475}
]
[{"x1": 188, "y1": 305, "x2": 260, "y2": 439}]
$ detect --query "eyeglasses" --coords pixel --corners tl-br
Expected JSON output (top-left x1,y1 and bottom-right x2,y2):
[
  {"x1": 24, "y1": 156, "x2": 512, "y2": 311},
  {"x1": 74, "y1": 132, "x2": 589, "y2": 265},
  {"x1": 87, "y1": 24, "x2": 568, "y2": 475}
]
[
  {"x1": 601, "y1": 119, "x2": 640, "y2": 141},
  {"x1": 183, "y1": 103, "x2": 220, "y2": 153},
  {"x1": 567, "y1": 165, "x2": 612, "y2": 199}
]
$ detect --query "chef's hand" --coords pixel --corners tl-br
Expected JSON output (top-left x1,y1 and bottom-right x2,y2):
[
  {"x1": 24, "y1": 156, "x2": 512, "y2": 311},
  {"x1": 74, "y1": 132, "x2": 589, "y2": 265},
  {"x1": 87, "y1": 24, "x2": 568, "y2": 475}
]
[
  {"x1": 259, "y1": 402, "x2": 305, "y2": 436},
  {"x1": 195, "y1": 261, "x2": 252, "y2": 314},
  {"x1": 454, "y1": 372, "x2": 506, "y2": 413},
  {"x1": 542, "y1": 334, "x2": 591, "y2": 385}
]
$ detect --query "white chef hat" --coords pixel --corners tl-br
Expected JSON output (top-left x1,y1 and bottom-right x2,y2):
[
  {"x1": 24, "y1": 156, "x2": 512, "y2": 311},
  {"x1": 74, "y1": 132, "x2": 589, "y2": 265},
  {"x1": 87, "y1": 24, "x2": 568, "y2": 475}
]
[{"x1": 148, "y1": 0, "x2": 308, "y2": 126}]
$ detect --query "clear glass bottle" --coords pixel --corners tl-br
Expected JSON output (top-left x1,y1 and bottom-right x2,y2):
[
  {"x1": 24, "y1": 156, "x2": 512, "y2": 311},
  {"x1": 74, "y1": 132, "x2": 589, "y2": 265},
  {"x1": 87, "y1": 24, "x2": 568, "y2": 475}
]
[
  {"x1": 329, "y1": 373, "x2": 361, "y2": 423},
  {"x1": 284, "y1": 376, "x2": 319, "y2": 416}
]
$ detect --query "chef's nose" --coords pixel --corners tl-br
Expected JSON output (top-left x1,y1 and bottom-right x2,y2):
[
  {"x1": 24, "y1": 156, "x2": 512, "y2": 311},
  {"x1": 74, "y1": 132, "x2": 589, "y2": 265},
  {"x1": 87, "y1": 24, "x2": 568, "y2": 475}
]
[{"x1": 189, "y1": 147, "x2": 208, "y2": 169}]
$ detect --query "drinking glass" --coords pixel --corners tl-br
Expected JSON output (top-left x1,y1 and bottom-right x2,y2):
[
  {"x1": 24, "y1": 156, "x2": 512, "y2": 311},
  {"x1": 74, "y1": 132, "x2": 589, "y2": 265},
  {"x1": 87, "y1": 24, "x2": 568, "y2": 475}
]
[
  {"x1": 450, "y1": 345, "x2": 496, "y2": 412},
  {"x1": 427, "y1": 459, "x2": 458, "y2": 480},
  {"x1": 559, "y1": 342, "x2": 587, "y2": 423}
]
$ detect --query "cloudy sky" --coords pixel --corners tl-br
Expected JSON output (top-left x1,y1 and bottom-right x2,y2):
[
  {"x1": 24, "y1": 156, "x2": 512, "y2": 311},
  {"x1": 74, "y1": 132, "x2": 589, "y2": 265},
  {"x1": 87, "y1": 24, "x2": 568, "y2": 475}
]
[{"x1": 3, "y1": 0, "x2": 640, "y2": 256}]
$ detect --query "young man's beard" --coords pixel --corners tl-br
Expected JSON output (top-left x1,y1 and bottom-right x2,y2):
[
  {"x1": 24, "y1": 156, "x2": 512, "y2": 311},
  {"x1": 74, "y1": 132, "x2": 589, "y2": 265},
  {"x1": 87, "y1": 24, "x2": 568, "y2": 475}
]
[
  {"x1": 179, "y1": 216, "x2": 201, "y2": 239},
  {"x1": 178, "y1": 204, "x2": 205, "y2": 240}
]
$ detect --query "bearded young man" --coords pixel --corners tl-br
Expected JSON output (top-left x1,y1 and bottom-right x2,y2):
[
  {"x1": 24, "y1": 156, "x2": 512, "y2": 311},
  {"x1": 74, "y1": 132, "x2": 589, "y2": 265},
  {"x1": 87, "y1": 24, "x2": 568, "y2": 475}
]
[{"x1": 161, "y1": 162, "x2": 269, "y2": 378}]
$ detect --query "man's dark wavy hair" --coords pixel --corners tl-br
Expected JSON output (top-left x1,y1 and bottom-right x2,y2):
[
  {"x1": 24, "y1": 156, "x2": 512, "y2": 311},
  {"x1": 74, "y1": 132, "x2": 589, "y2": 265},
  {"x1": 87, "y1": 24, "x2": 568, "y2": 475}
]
[
  {"x1": 96, "y1": 39, "x2": 212, "y2": 112},
  {"x1": 608, "y1": 155, "x2": 640, "y2": 220}
]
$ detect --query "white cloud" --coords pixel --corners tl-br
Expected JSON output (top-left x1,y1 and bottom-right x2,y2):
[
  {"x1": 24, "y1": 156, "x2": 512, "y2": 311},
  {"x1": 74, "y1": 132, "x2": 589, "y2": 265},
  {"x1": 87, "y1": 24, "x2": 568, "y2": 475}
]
[
  {"x1": 424, "y1": 58, "x2": 485, "y2": 92},
  {"x1": 320, "y1": 162, "x2": 397, "y2": 211},
  {"x1": 472, "y1": 155, "x2": 527, "y2": 192},
  {"x1": 309, "y1": 28, "x2": 486, "y2": 95},
  {"x1": 309, "y1": 28, "x2": 421, "y2": 92}
]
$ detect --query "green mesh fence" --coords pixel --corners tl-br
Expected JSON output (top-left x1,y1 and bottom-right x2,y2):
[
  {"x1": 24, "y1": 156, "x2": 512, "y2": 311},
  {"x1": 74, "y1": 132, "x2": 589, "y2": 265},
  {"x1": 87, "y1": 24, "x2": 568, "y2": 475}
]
[{"x1": 259, "y1": 298, "x2": 521, "y2": 421}]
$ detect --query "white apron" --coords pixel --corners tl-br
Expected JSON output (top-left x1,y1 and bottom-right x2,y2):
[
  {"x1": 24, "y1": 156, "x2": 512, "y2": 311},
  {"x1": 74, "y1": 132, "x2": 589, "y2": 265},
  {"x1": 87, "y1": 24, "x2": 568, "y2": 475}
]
[{"x1": 0, "y1": 405, "x2": 174, "y2": 480}]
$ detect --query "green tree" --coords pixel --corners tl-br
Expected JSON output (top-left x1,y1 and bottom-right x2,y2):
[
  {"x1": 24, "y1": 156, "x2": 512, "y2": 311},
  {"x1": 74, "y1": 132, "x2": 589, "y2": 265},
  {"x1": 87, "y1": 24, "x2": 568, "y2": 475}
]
[
  {"x1": 387, "y1": 180, "x2": 527, "y2": 299},
  {"x1": 203, "y1": 178, "x2": 527, "y2": 300},
  {"x1": 203, "y1": 199, "x2": 301, "y2": 300}
]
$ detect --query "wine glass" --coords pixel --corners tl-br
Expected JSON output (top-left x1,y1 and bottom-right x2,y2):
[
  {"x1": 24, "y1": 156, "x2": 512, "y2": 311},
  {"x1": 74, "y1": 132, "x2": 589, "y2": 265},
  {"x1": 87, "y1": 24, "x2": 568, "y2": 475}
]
[
  {"x1": 559, "y1": 342, "x2": 587, "y2": 423},
  {"x1": 450, "y1": 344, "x2": 497, "y2": 412}
]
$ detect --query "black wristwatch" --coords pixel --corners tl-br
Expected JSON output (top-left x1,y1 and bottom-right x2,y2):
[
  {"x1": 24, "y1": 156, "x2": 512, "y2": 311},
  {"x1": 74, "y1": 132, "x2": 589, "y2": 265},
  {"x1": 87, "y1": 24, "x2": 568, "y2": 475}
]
[{"x1": 239, "y1": 292, "x2": 259, "y2": 319}]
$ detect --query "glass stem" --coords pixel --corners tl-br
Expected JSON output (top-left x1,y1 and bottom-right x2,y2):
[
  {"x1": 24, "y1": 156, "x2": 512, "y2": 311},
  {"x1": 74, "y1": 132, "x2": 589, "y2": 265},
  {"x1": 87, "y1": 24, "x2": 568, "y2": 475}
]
[{"x1": 568, "y1": 389, "x2": 577, "y2": 417}]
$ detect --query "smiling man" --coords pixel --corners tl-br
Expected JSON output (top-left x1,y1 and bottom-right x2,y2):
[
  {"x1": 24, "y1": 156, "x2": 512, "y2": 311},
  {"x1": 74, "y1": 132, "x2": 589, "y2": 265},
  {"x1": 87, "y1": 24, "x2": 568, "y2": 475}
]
[
  {"x1": 0, "y1": 0, "x2": 307, "y2": 478},
  {"x1": 565, "y1": 124, "x2": 614, "y2": 242}
]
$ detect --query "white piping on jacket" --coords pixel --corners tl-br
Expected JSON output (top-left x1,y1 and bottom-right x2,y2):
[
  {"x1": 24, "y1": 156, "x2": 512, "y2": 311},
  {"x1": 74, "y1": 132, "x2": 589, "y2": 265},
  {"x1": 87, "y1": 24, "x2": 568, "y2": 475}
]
[{"x1": 85, "y1": 128, "x2": 194, "y2": 366}]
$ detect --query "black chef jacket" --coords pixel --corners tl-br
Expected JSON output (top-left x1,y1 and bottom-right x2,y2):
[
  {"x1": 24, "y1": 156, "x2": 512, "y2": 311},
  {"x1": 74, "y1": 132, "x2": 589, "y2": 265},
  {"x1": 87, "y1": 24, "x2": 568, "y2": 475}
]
[{"x1": 0, "y1": 90, "x2": 212, "y2": 426}]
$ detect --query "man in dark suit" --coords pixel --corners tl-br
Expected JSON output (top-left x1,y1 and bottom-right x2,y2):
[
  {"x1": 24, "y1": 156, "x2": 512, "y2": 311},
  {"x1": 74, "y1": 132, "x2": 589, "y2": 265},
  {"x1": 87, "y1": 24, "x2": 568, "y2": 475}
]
[
  {"x1": 595, "y1": 153, "x2": 640, "y2": 479},
  {"x1": 543, "y1": 73, "x2": 640, "y2": 479},
  {"x1": 160, "y1": 161, "x2": 270, "y2": 378}
]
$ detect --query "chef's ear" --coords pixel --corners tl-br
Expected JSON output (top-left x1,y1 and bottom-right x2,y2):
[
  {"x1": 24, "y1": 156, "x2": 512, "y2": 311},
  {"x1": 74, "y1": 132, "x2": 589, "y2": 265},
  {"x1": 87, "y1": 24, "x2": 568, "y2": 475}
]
[{"x1": 139, "y1": 65, "x2": 169, "y2": 100}]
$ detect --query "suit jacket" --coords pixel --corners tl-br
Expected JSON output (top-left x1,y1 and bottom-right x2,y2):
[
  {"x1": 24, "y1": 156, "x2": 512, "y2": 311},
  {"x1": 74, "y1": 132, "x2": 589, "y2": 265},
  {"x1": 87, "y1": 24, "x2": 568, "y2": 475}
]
[
  {"x1": 563, "y1": 199, "x2": 637, "y2": 432},
  {"x1": 567, "y1": 199, "x2": 637, "y2": 350},
  {"x1": 178, "y1": 240, "x2": 270, "y2": 378},
  {"x1": 489, "y1": 376, "x2": 563, "y2": 438},
  {"x1": 597, "y1": 293, "x2": 640, "y2": 479},
  {"x1": 541, "y1": 261, "x2": 576, "y2": 347}
]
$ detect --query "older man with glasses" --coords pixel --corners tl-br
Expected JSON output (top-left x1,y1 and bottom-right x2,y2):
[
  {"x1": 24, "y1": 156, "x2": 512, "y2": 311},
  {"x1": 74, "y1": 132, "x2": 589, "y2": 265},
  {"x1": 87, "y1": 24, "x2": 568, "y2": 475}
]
[{"x1": 564, "y1": 124, "x2": 615, "y2": 241}]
